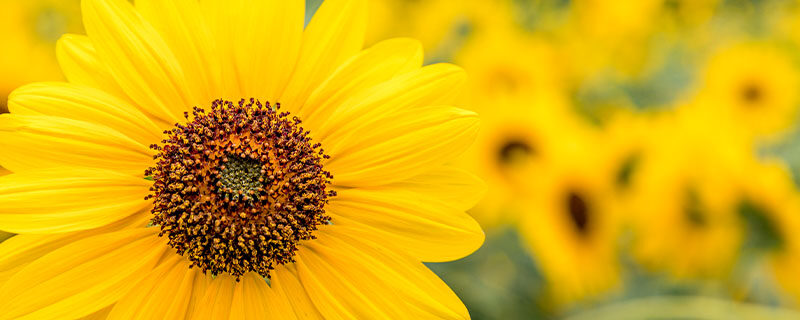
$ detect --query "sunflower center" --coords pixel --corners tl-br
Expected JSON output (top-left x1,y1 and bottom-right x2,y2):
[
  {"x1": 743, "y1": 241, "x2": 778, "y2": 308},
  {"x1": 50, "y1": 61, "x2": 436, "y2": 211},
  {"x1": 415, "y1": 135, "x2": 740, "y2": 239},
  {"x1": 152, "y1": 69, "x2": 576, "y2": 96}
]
[
  {"x1": 145, "y1": 99, "x2": 335, "y2": 279},
  {"x1": 566, "y1": 190, "x2": 590, "y2": 235},
  {"x1": 741, "y1": 83, "x2": 763, "y2": 105},
  {"x1": 498, "y1": 139, "x2": 534, "y2": 166}
]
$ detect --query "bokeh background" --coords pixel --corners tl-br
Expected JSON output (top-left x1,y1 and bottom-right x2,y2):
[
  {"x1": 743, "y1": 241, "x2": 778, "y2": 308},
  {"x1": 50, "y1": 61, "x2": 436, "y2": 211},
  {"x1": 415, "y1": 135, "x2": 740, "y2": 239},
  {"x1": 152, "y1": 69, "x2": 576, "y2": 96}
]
[{"x1": 5, "y1": 0, "x2": 800, "y2": 318}]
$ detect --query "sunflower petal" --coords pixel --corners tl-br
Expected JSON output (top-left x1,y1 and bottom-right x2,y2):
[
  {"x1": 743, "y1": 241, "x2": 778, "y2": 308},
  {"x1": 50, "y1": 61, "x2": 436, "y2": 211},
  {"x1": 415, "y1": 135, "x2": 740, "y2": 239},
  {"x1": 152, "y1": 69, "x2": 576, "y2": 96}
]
[
  {"x1": 228, "y1": 273, "x2": 295, "y2": 320},
  {"x1": 281, "y1": 0, "x2": 367, "y2": 111},
  {"x1": 202, "y1": 0, "x2": 304, "y2": 101},
  {"x1": 392, "y1": 166, "x2": 486, "y2": 211},
  {"x1": 192, "y1": 274, "x2": 236, "y2": 320},
  {"x1": 326, "y1": 106, "x2": 479, "y2": 187},
  {"x1": 0, "y1": 168, "x2": 150, "y2": 234},
  {"x1": 0, "y1": 210, "x2": 149, "y2": 288},
  {"x1": 328, "y1": 172, "x2": 484, "y2": 262},
  {"x1": 0, "y1": 114, "x2": 152, "y2": 174},
  {"x1": 108, "y1": 255, "x2": 201, "y2": 319},
  {"x1": 272, "y1": 265, "x2": 323, "y2": 320},
  {"x1": 55, "y1": 34, "x2": 125, "y2": 98},
  {"x1": 296, "y1": 226, "x2": 469, "y2": 319},
  {"x1": 82, "y1": 0, "x2": 190, "y2": 124},
  {"x1": 0, "y1": 228, "x2": 166, "y2": 320},
  {"x1": 8, "y1": 82, "x2": 162, "y2": 145},
  {"x1": 317, "y1": 63, "x2": 467, "y2": 142},
  {"x1": 300, "y1": 38, "x2": 423, "y2": 134},
  {"x1": 136, "y1": 0, "x2": 220, "y2": 107}
]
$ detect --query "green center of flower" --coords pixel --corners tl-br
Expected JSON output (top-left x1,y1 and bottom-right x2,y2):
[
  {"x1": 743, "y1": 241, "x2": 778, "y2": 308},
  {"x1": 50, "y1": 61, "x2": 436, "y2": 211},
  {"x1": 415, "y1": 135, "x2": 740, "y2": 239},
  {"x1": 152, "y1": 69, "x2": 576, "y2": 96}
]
[{"x1": 145, "y1": 99, "x2": 335, "y2": 279}]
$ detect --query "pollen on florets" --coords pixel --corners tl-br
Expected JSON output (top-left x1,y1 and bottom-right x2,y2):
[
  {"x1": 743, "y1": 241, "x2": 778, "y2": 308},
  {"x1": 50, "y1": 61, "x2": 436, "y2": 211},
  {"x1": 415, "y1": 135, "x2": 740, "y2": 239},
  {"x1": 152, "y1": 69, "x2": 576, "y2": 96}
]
[{"x1": 145, "y1": 98, "x2": 335, "y2": 279}]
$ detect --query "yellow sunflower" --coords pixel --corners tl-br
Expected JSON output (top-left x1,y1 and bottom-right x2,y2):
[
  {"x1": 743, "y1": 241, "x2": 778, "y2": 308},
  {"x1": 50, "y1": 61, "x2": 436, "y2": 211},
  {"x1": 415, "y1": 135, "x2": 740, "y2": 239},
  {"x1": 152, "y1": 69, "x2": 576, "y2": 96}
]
[
  {"x1": 0, "y1": 0, "x2": 82, "y2": 112},
  {"x1": 516, "y1": 115, "x2": 622, "y2": 306},
  {"x1": 731, "y1": 160, "x2": 800, "y2": 305},
  {"x1": 364, "y1": 0, "x2": 514, "y2": 59},
  {"x1": 629, "y1": 107, "x2": 751, "y2": 279},
  {"x1": 454, "y1": 21, "x2": 566, "y2": 103},
  {"x1": 0, "y1": 0, "x2": 486, "y2": 318},
  {"x1": 697, "y1": 41, "x2": 800, "y2": 139},
  {"x1": 457, "y1": 93, "x2": 581, "y2": 228}
]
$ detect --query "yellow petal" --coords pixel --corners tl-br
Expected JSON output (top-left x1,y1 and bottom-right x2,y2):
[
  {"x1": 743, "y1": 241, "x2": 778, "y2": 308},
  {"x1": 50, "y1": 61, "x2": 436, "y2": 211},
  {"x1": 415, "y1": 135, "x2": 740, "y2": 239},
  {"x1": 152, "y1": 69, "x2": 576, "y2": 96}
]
[
  {"x1": 271, "y1": 265, "x2": 323, "y2": 320},
  {"x1": 82, "y1": 0, "x2": 191, "y2": 124},
  {"x1": 192, "y1": 274, "x2": 236, "y2": 320},
  {"x1": 296, "y1": 226, "x2": 470, "y2": 319},
  {"x1": 136, "y1": 0, "x2": 221, "y2": 107},
  {"x1": 281, "y1": 0, "x2": 367, "y2": 111},
  {"x1": 55, "y1": 34, "x2": 126, "y2": 98},
  {"x1": 0, "y1": 228, "x2": 166, "y2": 320},
  {"x1": 0, "y1": 114, "x2": 152, "y2": 174},
  {"x1": 8, "y1": 82, "x2": 162, "y2": 145},
  {"x1": 328, "y1": 174, "x2": 484, "y2": 262},
  {"x1": 325, "y1": 106, "x2": 479, "y2": 187},
  {"x1": 79, "y1": 306, "x2": 113, "y2": 320},
  {"x1": 316, "y1": 63, "x2": 467, "y2": 142},
  {"x1": 202, "y1": 0, "x2": 303, "y2": 101},
  {"x1": 0, "y1": 212, "x2": 151, "y2": 288},
  {"x1": 229, "y1": 272, "x2": 296, "y2": 320},
  {"x1": 392, "y1": 166, "x2": 486, "y2": 211},
  {"x1": 0, "y1": 168, "x2": 150, "y2": 234},
  {"x1": 108, "y1": 254, "x2": 201, "y2": 320},
  {"x1": 300, "y1": 38, "x2": 423, "y2": 133}
]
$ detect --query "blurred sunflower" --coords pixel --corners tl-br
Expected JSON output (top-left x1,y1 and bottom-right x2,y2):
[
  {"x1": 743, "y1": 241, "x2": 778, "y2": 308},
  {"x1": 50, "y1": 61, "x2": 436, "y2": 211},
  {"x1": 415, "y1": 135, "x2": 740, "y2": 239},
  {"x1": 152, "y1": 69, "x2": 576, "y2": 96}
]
[
  {"x1": 697, "y1": 42, "x2": 800, "y2": 139},
  {"x1": 458, "y1": 94, "x2": 579, "y2": 228},
  {"x1": 454, "y1": 21, "x2": 565, "y2": 103},
  {"x1": 0, "y1": 0, "x2": 485, "y2": 318},
  {"x1": 0, "y1": 0, "x2": 82, "y2": 112},
  {"x1": 365, "y1": 0, "x2": 514, "y2": 60},
  {"x1": 733, "y1": 160, "x2": 800, "y2": 305},
  {"x1": 629, "y1": 108, "x2": 751, "y2": 279},
  {"x1": 517, "y1": 118, "x2": 622, "y2": 306}
]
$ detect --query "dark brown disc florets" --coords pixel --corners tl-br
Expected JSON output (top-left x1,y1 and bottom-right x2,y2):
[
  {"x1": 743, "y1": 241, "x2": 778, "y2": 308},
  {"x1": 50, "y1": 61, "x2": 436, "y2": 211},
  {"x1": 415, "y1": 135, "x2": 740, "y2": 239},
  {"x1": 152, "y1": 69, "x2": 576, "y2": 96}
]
[{"x1": 145, "y1": 99, "x2": 335, "y2": 279}]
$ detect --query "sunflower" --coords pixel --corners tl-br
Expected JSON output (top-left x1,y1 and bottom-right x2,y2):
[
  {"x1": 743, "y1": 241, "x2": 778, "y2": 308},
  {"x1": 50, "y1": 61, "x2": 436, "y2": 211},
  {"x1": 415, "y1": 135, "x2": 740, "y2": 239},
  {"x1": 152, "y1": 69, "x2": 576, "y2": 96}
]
[
  {"x1": 0, "y1": 0, "x2": 82, "y2": 112},
  {"x1": 0, "y1": 0, "x2": 486, "y2": 318},
  {"x1": 731, "y1": 160, "x2": 800, "y2": 305},
  {"x1": 697, "y1": 42, "x2": 800, "y2": 139},
  {"x1": 628, "y1": 107, "x2": 750, "y2": 279},
  {"x1": 364, "y1": 0, "x2": 514, "y2": 60},
  {"x1": 454, "y1": 21, "x2": 565, "y2": 103},
  {"x1": 457, "y1": 94, "x2": 581, "y2": 228},
  {"x1": 516, "y1": 116, "x2": 622, "y2": 306}
]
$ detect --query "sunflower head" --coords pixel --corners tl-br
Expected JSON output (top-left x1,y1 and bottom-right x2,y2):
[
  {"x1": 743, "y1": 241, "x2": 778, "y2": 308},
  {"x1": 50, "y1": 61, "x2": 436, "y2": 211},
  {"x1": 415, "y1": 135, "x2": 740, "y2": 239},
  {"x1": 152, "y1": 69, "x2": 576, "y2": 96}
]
[{"x1": 145, "y1": 98, "x2": 335, "y2": 279}]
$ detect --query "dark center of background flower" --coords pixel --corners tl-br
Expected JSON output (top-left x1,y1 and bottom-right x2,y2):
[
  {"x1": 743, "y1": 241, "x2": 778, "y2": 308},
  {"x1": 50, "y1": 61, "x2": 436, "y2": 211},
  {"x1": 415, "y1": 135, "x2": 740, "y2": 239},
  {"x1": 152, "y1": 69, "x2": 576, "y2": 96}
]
[
  {"x1": 566, "y1": 190, "x2": 590, "y2": 235},
  {"x1": 498, "y1": 139, "x2": 535, "y2": 166},
  {"x1": 145, "y1": 99, "x2": 335, "y2": 279},
  {"x1": 741, "y1": 82, "x2": 763, "y2": 105}
]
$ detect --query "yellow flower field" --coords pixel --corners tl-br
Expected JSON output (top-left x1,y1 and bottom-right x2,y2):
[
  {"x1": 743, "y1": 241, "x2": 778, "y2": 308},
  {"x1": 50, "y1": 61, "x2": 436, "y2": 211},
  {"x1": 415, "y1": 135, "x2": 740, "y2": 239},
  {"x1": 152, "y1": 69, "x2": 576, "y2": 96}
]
[{"x1": 1, "y1": 0, "x2": 800, "y2": 319}]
